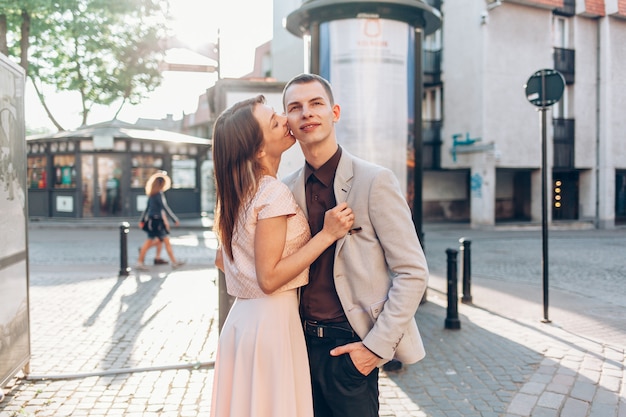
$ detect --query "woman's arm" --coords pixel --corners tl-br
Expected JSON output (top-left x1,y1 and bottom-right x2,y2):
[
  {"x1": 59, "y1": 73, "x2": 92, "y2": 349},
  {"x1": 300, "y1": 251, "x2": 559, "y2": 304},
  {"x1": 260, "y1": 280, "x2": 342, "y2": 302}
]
[
  {"x1": 215, "y1": 247, "x2": 224, "y2": 272},
  {"x1": 162, "y1": 210, "x2": 171, "y2": 231},
  {"x1": 254, "y1": 202, "x2": 353, "y2": 294},
  {"x1": 160, "y1": 193, "x2": 180, "y2": 226}
]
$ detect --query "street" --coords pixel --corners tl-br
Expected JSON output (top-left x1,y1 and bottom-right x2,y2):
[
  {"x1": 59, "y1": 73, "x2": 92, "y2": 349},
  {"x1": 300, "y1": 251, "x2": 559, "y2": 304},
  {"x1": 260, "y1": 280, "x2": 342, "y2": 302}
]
[
  {"x1": 3, "y1": 219, "x2": 622, "y2": 417},
  {"x1": 27, "y1": 220, "x2": 626, "y2": 347}
]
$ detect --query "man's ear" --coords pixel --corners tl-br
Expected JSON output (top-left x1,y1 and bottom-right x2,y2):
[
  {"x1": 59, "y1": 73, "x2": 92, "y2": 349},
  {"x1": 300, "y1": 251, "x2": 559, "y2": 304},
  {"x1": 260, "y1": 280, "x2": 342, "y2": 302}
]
[{"x1": 332, "y1": 104, "x2": 341, "y2": 122}]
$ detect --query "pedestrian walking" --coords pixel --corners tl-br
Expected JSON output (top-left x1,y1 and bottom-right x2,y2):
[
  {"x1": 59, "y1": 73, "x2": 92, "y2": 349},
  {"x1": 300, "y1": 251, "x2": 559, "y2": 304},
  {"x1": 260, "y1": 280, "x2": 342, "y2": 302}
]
[{"x1": 136, "y1": 171, "x2": 185, "y2": 270}]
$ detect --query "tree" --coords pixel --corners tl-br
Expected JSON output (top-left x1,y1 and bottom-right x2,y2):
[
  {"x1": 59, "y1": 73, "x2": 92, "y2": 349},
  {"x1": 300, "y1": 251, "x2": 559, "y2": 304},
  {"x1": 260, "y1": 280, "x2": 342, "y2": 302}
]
[{"x1": 0, "y1": 0, "x2": 169, "y2": 130}]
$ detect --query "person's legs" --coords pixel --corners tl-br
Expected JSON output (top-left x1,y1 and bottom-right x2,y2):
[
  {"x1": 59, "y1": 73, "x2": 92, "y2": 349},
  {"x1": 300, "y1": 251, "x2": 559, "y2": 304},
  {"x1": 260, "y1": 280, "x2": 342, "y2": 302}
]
[
  {"x1": 154, "y1": 240, "x2": 168, "y2": 264},
  {"x1": 137, "y1": 238, "x2": 157, "y2": 269},
  {"x1": 306, "y1": 335, "x2": 379, "y2": 417},
  {"x1": 162, "y1": 236, "x2": 185, "y2": 267}
]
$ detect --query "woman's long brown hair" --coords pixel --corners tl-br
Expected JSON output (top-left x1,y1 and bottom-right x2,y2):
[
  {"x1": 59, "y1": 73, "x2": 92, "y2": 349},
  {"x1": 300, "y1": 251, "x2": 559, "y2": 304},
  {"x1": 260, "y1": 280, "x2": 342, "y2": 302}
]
[{"x1": 212, "y1": 95, "x2": 265, "y2": 260}]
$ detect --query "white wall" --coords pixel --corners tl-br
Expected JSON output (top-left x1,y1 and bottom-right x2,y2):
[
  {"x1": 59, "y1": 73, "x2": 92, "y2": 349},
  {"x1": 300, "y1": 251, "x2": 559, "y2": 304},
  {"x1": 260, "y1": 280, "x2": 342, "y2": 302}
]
[
  {"x1": 484, "y1": 3, "x2": 554, "y2": 169},
  {"x1": 573, "y1": 17, "x2": 599, "y2": 169},
  {"x1": 272, "y1": 0, "x2": 306, "y2": 81},
  {"x1": 441, "y1": 0, "x2": 485, "y2": 169}
]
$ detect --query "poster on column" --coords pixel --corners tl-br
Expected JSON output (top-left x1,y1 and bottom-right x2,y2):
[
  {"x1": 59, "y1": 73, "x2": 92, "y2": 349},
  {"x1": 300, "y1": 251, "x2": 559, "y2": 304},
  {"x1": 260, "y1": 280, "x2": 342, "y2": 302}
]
[{"x1": 322, "y1": 18, "x2": 411, "y2": 193}]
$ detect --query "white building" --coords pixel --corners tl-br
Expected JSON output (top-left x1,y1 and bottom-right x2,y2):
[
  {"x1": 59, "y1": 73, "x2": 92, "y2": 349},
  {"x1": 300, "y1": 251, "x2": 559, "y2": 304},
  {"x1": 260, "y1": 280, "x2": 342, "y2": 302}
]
[{"x1": 270, "y1": 0, "x2": 626, "y2": 228}]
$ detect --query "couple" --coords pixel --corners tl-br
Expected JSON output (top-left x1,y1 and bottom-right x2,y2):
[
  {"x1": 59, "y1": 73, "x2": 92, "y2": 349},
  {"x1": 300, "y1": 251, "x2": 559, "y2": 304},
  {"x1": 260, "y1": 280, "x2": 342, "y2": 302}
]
[{"x1": 210, "y1": 74, "x2": 429, "y2": 417}]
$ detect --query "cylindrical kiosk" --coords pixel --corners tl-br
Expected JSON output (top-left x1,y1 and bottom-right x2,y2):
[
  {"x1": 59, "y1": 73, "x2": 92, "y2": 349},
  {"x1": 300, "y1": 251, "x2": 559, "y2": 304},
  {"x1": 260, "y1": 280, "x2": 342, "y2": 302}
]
[{"x1": 285, "y1": 0, "x2": 441, "y2": 245}]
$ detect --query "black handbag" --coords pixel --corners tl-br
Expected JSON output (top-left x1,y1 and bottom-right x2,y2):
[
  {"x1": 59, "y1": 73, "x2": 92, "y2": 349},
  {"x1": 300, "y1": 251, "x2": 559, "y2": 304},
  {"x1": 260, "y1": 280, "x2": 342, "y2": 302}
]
[{"x1": 143, "y1": 216, "x2": 165, "y2": 233}]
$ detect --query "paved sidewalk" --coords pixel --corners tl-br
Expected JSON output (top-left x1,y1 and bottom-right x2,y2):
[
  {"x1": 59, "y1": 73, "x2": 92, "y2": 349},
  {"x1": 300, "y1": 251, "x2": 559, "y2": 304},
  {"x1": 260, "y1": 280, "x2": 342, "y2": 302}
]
[{"x1": 1, "y1": 222, "x2": 625, "y2": 416}]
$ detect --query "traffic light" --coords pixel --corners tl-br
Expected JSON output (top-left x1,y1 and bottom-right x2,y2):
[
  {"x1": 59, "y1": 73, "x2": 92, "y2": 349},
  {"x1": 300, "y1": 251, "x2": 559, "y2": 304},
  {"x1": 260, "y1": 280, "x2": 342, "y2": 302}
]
[{"x1": 554, "y1": 180, "x2": 562, "y2": 209}]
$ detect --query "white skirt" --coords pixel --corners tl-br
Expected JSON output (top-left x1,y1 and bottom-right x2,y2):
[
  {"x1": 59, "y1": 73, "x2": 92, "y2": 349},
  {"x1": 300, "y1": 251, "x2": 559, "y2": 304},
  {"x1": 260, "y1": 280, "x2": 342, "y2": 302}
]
[{"x1": 210, "y1": 289, "x2": 313, "y2": 417}]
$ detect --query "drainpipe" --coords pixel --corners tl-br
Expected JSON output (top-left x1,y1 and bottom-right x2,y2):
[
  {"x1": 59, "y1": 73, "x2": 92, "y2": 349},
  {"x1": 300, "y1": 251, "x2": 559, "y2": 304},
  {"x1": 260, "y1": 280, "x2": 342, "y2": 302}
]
[{"x1": 594, "y1": 18, "x2": 601, "y2": 228}]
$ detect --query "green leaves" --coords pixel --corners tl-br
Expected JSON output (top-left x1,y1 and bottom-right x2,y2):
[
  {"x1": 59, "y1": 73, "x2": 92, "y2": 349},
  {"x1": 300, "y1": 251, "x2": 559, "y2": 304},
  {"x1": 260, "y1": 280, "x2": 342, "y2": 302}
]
[{"x1": 2, "y1": 0, "x2": 169, "y2": 128}]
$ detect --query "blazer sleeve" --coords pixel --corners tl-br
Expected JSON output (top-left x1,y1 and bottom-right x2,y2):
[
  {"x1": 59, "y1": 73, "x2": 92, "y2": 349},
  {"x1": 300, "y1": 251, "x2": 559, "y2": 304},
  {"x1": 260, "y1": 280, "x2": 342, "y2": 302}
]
[{"x1": 360, "y1": 168, "x2": 429, "y2": 360}]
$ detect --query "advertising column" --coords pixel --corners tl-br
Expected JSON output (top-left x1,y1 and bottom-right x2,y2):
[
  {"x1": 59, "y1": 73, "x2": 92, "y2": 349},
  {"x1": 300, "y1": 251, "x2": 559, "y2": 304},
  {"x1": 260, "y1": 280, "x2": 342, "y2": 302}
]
[{"x1": 320, "y1": 18, "x2": 412, "y2": 192}]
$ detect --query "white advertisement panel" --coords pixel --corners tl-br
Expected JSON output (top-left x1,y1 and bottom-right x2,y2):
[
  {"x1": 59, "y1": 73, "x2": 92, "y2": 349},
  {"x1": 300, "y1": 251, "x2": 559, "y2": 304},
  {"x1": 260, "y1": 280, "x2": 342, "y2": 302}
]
[
  {"x1": 0, "y1": 54, "x2": 30, "y2": 388},
  {"x1": 322, "y1": 18, "x2": 411, "y2": 193}
]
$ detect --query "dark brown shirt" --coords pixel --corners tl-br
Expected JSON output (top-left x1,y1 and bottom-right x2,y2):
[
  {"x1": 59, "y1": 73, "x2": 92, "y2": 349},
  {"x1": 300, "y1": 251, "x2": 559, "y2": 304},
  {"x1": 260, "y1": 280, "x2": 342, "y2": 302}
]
[{"x1": 300, "y1": 147, "x2": 346, "y2": 323}]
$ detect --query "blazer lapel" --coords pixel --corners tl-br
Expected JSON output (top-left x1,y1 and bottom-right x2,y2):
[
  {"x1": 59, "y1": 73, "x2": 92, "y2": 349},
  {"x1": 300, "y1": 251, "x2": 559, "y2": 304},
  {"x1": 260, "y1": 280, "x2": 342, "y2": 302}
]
[
  {"x1": 334, "y1": 151, "x2": 354, "y2": 253},
  {"x1": 334, "y1": 151, "x2": 353, "y2": 205},
  {"x1": 291, "y1": 169, "x2": 308, "y2": 217}
]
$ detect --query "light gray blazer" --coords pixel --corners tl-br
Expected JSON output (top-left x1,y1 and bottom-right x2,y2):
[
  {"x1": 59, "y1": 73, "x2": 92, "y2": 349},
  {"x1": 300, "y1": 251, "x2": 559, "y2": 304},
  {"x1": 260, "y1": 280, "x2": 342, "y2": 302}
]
[{"x1": 283, "y1": 150, "x2": 429, "y2": 364}]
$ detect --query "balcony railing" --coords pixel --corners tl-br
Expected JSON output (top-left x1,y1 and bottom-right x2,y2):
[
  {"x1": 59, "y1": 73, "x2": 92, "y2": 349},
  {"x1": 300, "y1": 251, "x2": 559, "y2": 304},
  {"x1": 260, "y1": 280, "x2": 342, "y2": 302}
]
[
  {"x1": 553, "y1": 0, "x2": 576, "y2": 16},
  {"x1": 423, "y1": 120, "x2": 442, "y2": 170},
  {"x1": 554, "y1": 47, "x2": 575, "y2": 84},
  {"x1": 553, "y1": 118, "x2": 575, "y2": 169},
  {"x1": 423, "y1": 49, "x2": 442, "y2": 86}
]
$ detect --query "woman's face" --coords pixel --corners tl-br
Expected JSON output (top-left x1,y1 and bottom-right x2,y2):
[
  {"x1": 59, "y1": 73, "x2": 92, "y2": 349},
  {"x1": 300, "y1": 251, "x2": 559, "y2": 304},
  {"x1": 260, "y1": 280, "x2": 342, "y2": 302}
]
[{"x1": 253, "y1": 103, "x2": 296, "y2": 159}]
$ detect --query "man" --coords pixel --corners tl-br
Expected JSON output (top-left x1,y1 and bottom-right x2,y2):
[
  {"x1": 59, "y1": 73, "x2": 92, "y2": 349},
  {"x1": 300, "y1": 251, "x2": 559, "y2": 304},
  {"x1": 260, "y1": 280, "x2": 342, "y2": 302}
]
[{"x1": 282, "y1": 73, "x2": 429, "y2": 417}]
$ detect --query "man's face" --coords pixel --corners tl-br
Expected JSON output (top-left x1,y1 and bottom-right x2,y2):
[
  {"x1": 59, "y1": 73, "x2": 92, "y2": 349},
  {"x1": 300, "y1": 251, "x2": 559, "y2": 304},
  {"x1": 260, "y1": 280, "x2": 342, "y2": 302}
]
[{"x1": 283, "y1": 81, "x2": 340, "y2": 147}]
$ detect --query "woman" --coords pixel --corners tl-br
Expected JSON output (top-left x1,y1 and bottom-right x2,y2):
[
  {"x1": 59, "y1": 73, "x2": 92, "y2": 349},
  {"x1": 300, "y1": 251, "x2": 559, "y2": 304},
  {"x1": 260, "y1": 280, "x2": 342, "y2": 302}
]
[
  {"x1": 136, "y1": 171, "x2": 185, "y2": 270},
  {"x1": 210, "y1": 95, "x2": 354, "y2": 417}
]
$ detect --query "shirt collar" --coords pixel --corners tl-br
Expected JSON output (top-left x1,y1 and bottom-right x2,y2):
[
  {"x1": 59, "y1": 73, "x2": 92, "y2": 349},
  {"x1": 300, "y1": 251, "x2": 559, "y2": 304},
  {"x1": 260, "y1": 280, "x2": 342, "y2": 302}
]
[{"x1": 305, "y1": 146, "x2": 342, "y2": 187}]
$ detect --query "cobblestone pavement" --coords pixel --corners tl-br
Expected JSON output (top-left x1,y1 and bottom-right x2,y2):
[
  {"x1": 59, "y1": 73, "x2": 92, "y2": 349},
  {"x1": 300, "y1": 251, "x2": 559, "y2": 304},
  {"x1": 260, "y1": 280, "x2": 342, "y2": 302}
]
[{"x1": 0, "y1": 220, "x2": 624, "y2": 417}]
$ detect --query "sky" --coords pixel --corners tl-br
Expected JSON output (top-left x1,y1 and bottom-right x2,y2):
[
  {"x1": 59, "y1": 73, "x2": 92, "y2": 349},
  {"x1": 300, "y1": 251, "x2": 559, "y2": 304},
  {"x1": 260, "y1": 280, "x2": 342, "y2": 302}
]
[{"x1": 25, "y1": 0, "x2": 274, "y2": 132}]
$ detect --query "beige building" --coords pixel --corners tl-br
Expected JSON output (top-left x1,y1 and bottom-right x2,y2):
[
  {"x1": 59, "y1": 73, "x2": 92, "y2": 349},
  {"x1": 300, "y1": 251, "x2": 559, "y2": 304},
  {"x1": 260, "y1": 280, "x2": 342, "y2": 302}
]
[{"x1": 269, "y1": 0, "x2": 626, "y2": 228}]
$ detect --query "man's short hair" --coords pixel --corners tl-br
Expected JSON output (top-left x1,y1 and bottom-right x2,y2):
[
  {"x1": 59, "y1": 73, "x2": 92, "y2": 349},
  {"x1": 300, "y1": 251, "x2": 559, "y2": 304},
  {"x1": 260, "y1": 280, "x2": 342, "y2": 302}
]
[{"x1": 282, "y1": 73, "x2": 335, "y2": 108}]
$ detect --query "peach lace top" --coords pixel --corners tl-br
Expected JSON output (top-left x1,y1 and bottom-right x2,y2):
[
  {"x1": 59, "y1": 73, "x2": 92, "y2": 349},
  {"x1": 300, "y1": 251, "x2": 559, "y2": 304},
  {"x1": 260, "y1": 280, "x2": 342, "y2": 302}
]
[{"x1": 223, "y1": 176, "x2": 311, "y2": 298}]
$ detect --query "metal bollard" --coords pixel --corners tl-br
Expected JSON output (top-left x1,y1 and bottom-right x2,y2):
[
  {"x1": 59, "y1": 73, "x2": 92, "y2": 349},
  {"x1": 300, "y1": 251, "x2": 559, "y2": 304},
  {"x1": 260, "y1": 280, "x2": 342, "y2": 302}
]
[
  {"x1": 445, "y1": 248, "x2": 461, "y2": 330},
  {"x1": 459, "y1": 238, "x2": 473, "y2": 304},
  {"x1": 119, "y1": 222, "x2": 131, "y2": 277}
]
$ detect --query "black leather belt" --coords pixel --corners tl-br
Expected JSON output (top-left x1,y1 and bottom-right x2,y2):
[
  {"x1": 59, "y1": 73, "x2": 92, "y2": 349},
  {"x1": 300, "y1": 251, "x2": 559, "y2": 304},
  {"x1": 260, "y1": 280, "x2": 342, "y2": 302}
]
[{"x1": 303, "y1": 320, "x2": 356, "y2": 339}]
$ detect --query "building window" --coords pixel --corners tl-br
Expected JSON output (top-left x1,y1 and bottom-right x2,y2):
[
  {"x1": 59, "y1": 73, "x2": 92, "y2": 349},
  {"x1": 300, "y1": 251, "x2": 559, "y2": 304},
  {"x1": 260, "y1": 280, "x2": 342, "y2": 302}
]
[
  {"x1": 27, "y1": 156, "x2": 48, "y2": 189},
  {"x1": 131, "y1": 155, "x2": 164, "y2": 188},
  {"x1": 52, "y1": 155, "x2": 77, "y2": 188},
  {"x1": 553, "y1": 16, "x2": 569, "y2": 48},
  {"x1": 114, "y1": 140, "x2": 127, "y2": 151},
  {"x1": 172, "y1": 155, "x2": 196, "y2": 189}
]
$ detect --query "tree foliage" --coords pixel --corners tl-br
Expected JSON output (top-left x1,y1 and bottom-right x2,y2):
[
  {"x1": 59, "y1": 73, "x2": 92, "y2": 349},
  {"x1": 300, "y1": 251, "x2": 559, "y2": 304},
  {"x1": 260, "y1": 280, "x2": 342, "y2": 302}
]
[{"x1": 0, "y1": 0, "x2": 169, "y2": 130}]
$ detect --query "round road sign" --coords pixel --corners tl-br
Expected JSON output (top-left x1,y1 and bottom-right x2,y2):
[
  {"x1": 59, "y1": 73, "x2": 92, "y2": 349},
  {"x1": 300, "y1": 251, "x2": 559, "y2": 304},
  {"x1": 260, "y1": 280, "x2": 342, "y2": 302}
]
[{"x1": 524, "y1": 69, "x2": 565, "y2": 108}]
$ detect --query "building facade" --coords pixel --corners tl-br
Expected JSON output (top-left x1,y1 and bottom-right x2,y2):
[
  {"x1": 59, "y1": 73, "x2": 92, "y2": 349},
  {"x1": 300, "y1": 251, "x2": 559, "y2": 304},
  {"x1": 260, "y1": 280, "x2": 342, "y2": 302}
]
[
  {"x1": 26, "y1": 120, "x2": 211, "y2": 219},
  {"x1": 271, "y1": 0, "x2": 626, "y2": 228}
]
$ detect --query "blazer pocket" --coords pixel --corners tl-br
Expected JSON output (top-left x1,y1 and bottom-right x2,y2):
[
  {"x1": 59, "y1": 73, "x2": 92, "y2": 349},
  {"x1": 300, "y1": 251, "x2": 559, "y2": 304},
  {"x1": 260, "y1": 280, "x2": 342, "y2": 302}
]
[{"x1": 369, "y1": 299, "x2": 386, "y2": 321}]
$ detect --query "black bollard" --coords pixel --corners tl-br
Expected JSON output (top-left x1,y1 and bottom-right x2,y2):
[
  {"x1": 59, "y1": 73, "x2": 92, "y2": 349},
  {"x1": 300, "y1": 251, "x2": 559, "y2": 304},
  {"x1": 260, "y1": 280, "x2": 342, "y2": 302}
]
[
  {"x1": 445, "y1": 248, "x2": 461, "y2": 330},
  {"x1": 119, "y1": 222, "x2": 131, "y2": 277},
  {"x1": 459, "y1": 238, "x2": 473, "y2": 304}
]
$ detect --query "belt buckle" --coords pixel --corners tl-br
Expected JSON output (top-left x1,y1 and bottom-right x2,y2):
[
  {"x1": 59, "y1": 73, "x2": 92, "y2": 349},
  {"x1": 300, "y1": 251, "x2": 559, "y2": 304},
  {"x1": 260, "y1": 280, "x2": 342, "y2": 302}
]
[{"x1": 317, "y1": 325, "x2": 324, "y2": 338}]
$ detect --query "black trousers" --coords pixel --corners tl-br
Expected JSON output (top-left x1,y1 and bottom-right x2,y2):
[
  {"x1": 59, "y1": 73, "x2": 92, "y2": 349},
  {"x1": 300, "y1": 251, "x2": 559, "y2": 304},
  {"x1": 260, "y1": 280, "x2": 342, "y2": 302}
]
[{"x1": 305, "y1": 333, "x2": 379, "y2": 417}]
